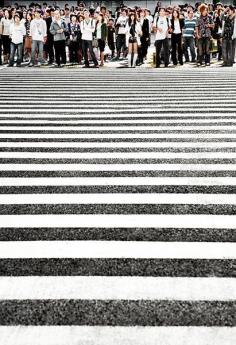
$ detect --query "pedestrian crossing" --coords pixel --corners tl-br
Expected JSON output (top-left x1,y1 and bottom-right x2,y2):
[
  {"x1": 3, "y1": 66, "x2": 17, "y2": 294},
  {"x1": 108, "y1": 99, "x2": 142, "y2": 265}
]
[{"x1": 0, "y1": 68, "x2": 236, "y2": 345}]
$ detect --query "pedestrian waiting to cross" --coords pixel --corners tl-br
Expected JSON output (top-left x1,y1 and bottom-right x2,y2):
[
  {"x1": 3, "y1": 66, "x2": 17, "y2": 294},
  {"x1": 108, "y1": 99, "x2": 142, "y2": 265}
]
[
  {"x1": 125, "y1": 12, "x2": 142, "y2": 67},
  {"x1": 50, "y1": 10, "x2": 67, "y2": 67},
  {"x1": 81, "y1": 9, "x2": 98, "y2": 68},
  {"x1": 8, "y1": 13, "x2": 26, "y2": 67},
  {"x1": 222, "y1": 5, "x2": 235, "y2": 66},
  {"x1": 29, "y1": 9, "x2": 47, "y2": 67}
]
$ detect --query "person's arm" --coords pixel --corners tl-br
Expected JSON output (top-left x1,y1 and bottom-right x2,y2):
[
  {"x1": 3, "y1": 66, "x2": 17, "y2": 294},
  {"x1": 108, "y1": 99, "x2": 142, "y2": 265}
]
[
  {"x1": 43, "y1": 20, "x2": 47, "y2": 41},
  {"x1": 29, "y1": 20, "x2": 33, "y2": 37},
  {"x1": 22, "y1": 23, "x2": 26, "y2": 37},
  {"x1": 49, "y1": 21, "x2": 56, "y2": 36}
]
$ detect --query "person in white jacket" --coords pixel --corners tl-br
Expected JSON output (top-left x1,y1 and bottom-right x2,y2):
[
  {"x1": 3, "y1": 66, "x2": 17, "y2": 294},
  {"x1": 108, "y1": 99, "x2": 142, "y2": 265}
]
[
  {"x1": 8, "y1": 13, "x2": 26, "y2": 67},
  {"x1": 29, "y1": 9, "x2": 47, "y2": 66},
  {"x1": 125, "y1": 12, "x2": 142, "y2": 68},
  {"x1": 80, "y1": 9, "x2": 98, "y2": 68}
]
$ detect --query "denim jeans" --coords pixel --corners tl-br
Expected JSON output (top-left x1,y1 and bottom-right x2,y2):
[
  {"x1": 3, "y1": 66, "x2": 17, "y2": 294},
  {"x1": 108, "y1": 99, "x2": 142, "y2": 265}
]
[
  {"x1": 9, "y1": 42, "x2": 23, "y2": 66},
  {"x1": 222, "y1": 38, "x2": 233, "y2": 66},
  {"x1": 197, "y1": 37, "x2": 210, "y2": 64},
  {"x1": 31, "y1": 40, "x2": 44, "y2": 65},
  {"x1": 82, "y1": 40, "x2": 98, "y2": 67},
  {"x1": 183, "y1": 36, "x2": 196, "y2": 61},
  {"x1": 155, "y1": 38, "x2": 169, "y2": 67}
]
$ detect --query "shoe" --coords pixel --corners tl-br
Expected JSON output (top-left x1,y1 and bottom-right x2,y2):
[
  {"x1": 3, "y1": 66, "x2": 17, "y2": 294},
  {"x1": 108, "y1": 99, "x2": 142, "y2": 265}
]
[
  {"x1": 197, "y1": 62, "x2": 202, "y2": 67},
  {"x1": 28, "y1": 63, "x2": 34, "y2": 67},
  {"x1": 7, "y1": 64, "x2": 14, "y2": 67},
  {"x1": 16, "y1": 64, "x2": 22, "y2": 67},
  {"x1": 164, "y1": 64, "x2": 169, "y2": 68},
  {"x1": 156, "y1": 65, "x2": 161, "y2": 68},
  {"x1": 205, "y1": 63, "x2": 210, "y2": 66},
  {"x1": 83, "y1": 65, "x2": 90, "y2": 68}
]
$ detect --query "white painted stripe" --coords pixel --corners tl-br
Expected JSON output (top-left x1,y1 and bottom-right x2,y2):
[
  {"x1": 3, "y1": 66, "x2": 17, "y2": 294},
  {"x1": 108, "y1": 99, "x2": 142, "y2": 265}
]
[
  {"x1": 0, "y1": 194, "x2": 235, "y2": 205},
  {"x1": 1, "y1": 133, "x2": 236, "y2": 139},
  {"x1": 0, "y1": 163, "x2": 236, "y2": 171},
  {"x1": 0, "y1": 277, "x2": 235, "y2": 300},
  {"x1": 2, "y1": 142, "x2": 236, "y2": 148},
  {"x1": 1, "y1": 119, "x2": 236, "y2": 124},
  {"x1": 0, "y1": 107, "x2": 232, "y2": 112},
  {"x1": 0, "y1": 100, "x2": 235, "y2": 105},
  {"x1": 1, "y1": 152, "x2": 236, "y2": 159},
  {"x1": 0, "y1": 241, "x2": 235, "y2": 259},
  {"x1": 1, "y1": 125, "x2": 235, "y2": 131},
  {"x1": 1, "y1": 326, "x2": 236, "y2": 345},
  {"x1": 0, "y1": 112, "x2": 234, "y2": 118},
  {"x1": 0, "y1": 177, "x2": 234, "y2": 186},
  {"x1": 0, "y1": 214, "x2": 234, "y2": 228}
]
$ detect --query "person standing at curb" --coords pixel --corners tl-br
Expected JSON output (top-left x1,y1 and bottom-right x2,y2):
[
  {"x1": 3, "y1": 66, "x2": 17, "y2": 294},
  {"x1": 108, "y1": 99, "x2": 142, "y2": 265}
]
[
  {"x1": 8, "y1": 13, "x2": 26, "y2": 67},
  {"x1": 153, "y1": 7, "x2": 170, "y2": 68},
  {"x1": 50, "y1": 10, "x2": 68, "y2": 68},
  {"x1": 29, "y1": 9, "x2": 47, "y2": 67},
  {"x1": 81, "y1": 9, "x2": 98, "y2": 68},
  {"x1": 196, "y1": 4, "x2": 214, "y2": 67}
]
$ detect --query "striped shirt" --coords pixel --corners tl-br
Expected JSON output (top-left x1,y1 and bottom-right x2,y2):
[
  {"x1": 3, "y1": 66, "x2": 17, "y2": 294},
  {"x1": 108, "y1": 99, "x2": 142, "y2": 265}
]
[{"x1": 183, "y1": 17, "x2": 196, "y2": 37}]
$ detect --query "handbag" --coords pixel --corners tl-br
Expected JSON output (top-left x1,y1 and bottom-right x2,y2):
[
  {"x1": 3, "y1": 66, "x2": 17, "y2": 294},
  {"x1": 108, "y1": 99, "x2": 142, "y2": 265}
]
[
  {"x1": 24, "y1": 36, "x2": 32, "y2": 49},
  {"x1": 209, "y1": 38, "x2": 218, "y2": 53},
  {"x1": 104, "y1": 44, "x2": 111, "y2": 55},
  {"x1": 92, "y1": 37, "x2": 98, "y2": 48}
]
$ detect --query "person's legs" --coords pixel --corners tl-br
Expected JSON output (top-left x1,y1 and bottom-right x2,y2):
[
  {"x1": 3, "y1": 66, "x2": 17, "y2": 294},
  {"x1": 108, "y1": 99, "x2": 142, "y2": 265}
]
[
  {"x1": 198, "y1": 38, "x2": 203, "y2": 65},
  {"x1": 189, "y1": 37, "x2": 196, "y2": 62},
  {"x1": 0, "y1": 39, "x2": 2, "y2": 65},
  {"x1": 183, "y1": 37, "x2": 189, "y2": 62},
  {"x1": 177, "y1": 34, "x2": 183, "y2": 64},
  {"x1": 132, "y1": 42, "x2": 138, "y2": 67},
  {"x1": 227, "y1": 40, "x2": 233, "y2": 66},
  {"x1": 16, "y1": 43, "x2": 23, "y2": 66},
  {"x1": 60, "y1": 40, "x2": 66, "y2": 65},
  {"x1": 8, "y1": 42, "x2": 16, "y2": 66},
  {"x1": 155, "y1": 39, "x2": 162, "y2": 67},
  {"x1": 38, "y1": 41, "x2": 44, "y2": 64},
  {"x1": 128, "y1": 42, "x2": 132, "y2": 67},
  {"x1": 82, "y1": 40, "x2": 89, "y2": 66},
  {"x1": 171, "y1": 35, "x2": 177, "y2": 65},
  {"x1": 88, "y1": 40, "x2": 98, "y2": 66},
  {"x1": 231, "y1": 38, "x2": 236, "y2": 64},
  {"x1": 205, "y1": 38, "x2": 210, "y2": 65},
  {"x1": 31, "y1": 40, "x2": 37, "y2": 65},
  {"x1": 54, "y1": 41, "x2": 61, "y2": 66},
  {"x1": 163, "y1": 38, "x2": 169, "y2": 67}
]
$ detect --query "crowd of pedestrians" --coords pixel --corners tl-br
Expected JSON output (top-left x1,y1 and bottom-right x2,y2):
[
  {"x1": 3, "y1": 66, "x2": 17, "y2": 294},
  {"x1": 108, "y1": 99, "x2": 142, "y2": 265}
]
[{"x1": 0, "y1": 1, "x2": 235, "y2": 68}]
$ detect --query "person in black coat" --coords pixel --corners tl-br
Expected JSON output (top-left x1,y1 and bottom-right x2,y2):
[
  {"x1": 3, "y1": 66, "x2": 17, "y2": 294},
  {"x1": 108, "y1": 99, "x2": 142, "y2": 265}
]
[
  {"x1": 44, "y1": 8, "x2": 54, "y2": 64},
  {"x1": 139, "y1": 9, "x2": 150, "y2": 64},
  {"x1": 68, "y1": 14, "x2": 81, "y2": 64},
  {"x1": 170, "y1": 9, "x2": 184, "y2": 65}
]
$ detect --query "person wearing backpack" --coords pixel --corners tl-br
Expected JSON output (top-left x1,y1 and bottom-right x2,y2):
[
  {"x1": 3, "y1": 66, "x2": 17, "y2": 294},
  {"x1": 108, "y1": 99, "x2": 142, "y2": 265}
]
[
  {"x1": 221, "y1": 6, "x2": 235, "y2": 67},
  {"x1": 153, "y1": 7, "x2": 170, "y2": 68},
  {"x1": 80, "y1": 9, "x2": 98, "y2": 68}
]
